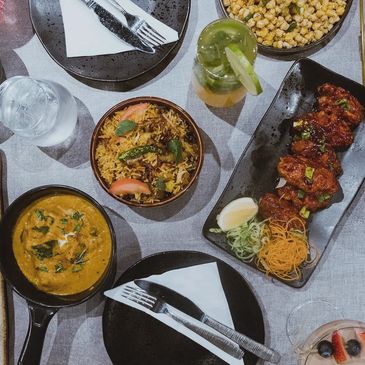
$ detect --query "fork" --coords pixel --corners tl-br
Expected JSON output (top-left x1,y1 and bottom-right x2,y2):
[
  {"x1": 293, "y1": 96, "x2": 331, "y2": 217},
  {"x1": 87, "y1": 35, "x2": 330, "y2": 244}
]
[
  {"x1": 121, "y1": 286, "x2": 245, "y2": 360},
  {"x1": 105, "y1": 0, "x2": 167, "y2": 47}
]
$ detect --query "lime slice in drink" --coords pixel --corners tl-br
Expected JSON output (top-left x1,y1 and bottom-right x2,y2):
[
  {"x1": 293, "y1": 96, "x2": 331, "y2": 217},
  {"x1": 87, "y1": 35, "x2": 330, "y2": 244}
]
[{"x1": 225, "y1": 44, "x2": 263, "y2": 96}]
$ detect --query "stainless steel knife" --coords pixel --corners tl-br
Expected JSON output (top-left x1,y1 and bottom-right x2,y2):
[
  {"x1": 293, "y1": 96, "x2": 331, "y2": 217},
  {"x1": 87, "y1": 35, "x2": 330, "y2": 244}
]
[
  {"x1": 79, "y1": 0, "x2": 155, "y2": 54},
  {"x1": 135, "y1": 279, "x2": 281, "y2": 364}
]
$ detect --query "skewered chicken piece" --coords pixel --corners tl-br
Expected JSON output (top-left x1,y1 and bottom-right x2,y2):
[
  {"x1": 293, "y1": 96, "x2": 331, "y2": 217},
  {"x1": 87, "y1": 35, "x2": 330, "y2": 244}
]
[
  {"x1": 277, "y1": 155, "x2": 339, "y2": 195},
  {"x1": 259, "y1": 193, "x2": 306, "y2": 229},
  {"x1": 317, "y1": 83, "x2": 364, "y2": 129},
  {"x1": 276, "y1": 184, "x2": 332, "y2": 213},
  {"x1": 290, "y1": 139, "x2": 342, "y2": 176},
  {"x1": 292, "y1": 111, "x2": 353, "y2": 149}
]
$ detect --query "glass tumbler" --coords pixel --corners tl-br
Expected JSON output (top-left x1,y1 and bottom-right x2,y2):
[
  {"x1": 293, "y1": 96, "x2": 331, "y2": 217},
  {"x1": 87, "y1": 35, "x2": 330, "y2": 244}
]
[
  {"x1": 192, "y1": 19, "x2": 257, "y2": 108},
  {"x1": 0, "y1": 76, "x2": 77, "y2": 146}
]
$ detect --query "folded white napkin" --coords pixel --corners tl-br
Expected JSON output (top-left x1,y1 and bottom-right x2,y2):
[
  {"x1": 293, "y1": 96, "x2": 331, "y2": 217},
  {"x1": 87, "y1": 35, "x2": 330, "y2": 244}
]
[
  {"x1": 59, "y1": 0, "x2": 179, "y2": 57},
  {"x1": 104, "y1": 262, "x2": 244, "y2": 365}
]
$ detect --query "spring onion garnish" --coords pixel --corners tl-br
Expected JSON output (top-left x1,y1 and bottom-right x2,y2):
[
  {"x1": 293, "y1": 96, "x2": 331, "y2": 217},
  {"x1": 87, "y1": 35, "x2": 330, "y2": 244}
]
[
  {"x1": 305, "y1": 166, "x2": 315, "y2": 182},
  {"x1": 336, "y1": 98, "x2": 350, "y2": 110},
  {"x1": 210, "y1": 218, "x2": 265, "y2": 262},
  {"x1": 299, "y1": 206, "x2": 310, "y2": 219},
  {"x1": 297, "y1": 189, "x2": 305, "y2": 199},
  {"x1": 318, "y1": 193, "x2": 331, "y2": 203},
  {"x1": 301, "y1": 130, "x2": 311, "y2": 140}
]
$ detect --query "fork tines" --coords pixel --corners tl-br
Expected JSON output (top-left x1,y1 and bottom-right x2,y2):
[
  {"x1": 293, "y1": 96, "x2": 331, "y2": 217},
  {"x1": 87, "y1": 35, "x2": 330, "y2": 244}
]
[
  {"x1": 121, "y1": 285, "x2": 156, "y2": 308},
  {"x1": 136, "y1": 24, "x2": 166, "y2": 47}
]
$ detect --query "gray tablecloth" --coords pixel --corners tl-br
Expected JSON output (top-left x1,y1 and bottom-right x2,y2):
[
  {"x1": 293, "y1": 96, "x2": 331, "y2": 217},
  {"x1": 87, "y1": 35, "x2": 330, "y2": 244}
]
[{"x1": 1, "y1": 1, "x2": 365, "y2": 364}]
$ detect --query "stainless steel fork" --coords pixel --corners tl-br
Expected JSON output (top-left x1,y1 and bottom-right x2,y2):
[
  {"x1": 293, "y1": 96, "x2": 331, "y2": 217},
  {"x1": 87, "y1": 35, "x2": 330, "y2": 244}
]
[
  {"x1": 105, "y1": 0, "x2": 167, "y2": 47},
  {"x1": 121, "y1": 285, "x2": 244, "y2": 360}
]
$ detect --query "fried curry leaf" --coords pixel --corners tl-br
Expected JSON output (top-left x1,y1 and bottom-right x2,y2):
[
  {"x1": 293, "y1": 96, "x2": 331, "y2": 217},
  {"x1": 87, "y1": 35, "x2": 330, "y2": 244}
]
[
  {"x1": 35, "y1": 209, "x2": 46, "y2": 221},
  {"x1": 32, "y1": 240, "x2": 57, "y2": 260},
  {"x1": 60, "y1": 217, "x2": 68, "y2": 225},
  {"x1": 32, "y1": 226, "x2": 49, "y2": 235},
  {"x1": 115, "y1": 120, "x2": 137, "y2": 136},
  {"x1": 167, "y1": 139, "x2": 182, "y2": 163}
]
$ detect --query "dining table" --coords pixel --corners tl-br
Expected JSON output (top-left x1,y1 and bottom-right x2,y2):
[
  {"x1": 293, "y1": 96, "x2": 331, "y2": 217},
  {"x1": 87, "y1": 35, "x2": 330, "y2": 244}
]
[{"x1": 1, "y1": 0, "x2": 365, "y2": 364}]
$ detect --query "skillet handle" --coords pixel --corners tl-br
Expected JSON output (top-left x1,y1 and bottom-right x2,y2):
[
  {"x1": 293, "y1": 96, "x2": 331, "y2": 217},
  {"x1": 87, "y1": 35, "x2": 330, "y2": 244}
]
[{"x1": 18, "y1": 303, "x2": 57, "y2": 365}]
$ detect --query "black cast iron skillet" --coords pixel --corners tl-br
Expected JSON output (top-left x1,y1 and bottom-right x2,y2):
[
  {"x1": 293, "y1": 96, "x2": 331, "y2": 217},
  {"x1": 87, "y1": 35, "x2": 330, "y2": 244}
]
[{"x1": 0, "y1": 185, "x2": 116, "y2": 365}]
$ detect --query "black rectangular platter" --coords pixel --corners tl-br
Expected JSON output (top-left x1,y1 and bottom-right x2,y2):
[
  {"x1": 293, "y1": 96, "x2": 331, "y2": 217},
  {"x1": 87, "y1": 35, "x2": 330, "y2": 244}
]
[{"x1": 203, "y1": 58, "x2": 365, "y2": 288}]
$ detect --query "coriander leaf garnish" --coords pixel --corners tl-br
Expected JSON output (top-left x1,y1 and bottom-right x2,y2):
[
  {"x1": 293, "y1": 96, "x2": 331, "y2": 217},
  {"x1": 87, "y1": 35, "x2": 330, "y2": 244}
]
[
  {"x1": 115, "y1": 120, "x2": 137, "y2": 136},
  {"x1": 35, "y1": 209, "x2": 46, "y2": 221},
  {"x1": 167, "y1": 139, "x2": 183, "y2": 163},
  {"x1": 74, "y1": 223, "x2": 83, "y2": 233},
  {"x1": 60, "y1": 218, "x2": 68, "y2": 225},
  {"x1": 72, "y1": 211, "x2": 84, "y2": 221}
]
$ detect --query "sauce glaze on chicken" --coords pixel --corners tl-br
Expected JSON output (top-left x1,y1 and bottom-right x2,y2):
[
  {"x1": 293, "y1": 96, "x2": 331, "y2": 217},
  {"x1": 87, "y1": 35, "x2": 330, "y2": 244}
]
[{"x1": 259, "y1": 83, "x2": 364, "y2": 225}]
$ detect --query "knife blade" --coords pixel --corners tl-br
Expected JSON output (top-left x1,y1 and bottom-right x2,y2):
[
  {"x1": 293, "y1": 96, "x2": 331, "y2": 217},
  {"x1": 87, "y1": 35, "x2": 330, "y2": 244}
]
[
  {"x1": 135, "y1": 279, "x2": 281, "y2": 363},
  {"x1": 79, "y1": 0, "x2": 155, "y2": 54}
]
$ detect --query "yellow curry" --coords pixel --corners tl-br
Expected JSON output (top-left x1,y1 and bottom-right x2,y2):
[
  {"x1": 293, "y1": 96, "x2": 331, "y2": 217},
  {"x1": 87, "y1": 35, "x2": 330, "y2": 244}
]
[{"x1": 12, "y1": 194, "x2": 112, "y2": 296}]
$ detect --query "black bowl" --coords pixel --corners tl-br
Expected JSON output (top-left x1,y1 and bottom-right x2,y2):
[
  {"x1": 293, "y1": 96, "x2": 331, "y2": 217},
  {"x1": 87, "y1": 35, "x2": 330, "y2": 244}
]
[
  {"x1": 0, "y1": 185, "x2": 116, "y2": 364},
  {"x1": 218, "y1": 0, "x2": 353, "y2": 60}
]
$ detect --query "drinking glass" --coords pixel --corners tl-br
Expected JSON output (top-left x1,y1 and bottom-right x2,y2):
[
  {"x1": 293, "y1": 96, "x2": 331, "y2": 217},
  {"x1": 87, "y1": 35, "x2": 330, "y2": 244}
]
[
  {"x1": 286, "y1": 300, "x2": 353, "y2": 364},
  {"x1": 192, "y1": 19, "x2": 257, "y2": 108},
  {"x1": 0, "y1": 76, "x2": 77, "y2": 146}
]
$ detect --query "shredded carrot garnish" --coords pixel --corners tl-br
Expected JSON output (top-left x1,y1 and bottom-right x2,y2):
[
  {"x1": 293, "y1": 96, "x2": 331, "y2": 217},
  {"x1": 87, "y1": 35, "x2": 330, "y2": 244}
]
[{"x1": 256, "y1": 218, "x2": 317, "y2": 281}]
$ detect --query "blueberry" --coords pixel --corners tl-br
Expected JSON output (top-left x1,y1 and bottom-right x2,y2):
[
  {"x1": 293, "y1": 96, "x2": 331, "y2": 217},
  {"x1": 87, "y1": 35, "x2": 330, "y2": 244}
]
[
  {"x1": 317, "y1": 340, "x2": 333, "y2": 358},
  {"x1": 346, "y1": 339, "x2": 361, "y2": 356}
]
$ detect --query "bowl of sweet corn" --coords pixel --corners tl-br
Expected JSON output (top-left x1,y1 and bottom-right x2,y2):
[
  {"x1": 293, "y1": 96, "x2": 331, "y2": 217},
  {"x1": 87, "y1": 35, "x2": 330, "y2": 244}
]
[{"x1": 220, "y1": 0, "x2": 353, "y2": 59}]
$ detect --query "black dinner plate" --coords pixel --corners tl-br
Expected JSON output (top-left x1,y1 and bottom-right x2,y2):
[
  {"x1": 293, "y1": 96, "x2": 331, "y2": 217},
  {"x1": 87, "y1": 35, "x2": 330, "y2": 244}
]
[
  {"x1": 102, "y1": 250, "x2": 265, "y2": 365},
  {"x1": 203, "y1": 58, "x2": 365, "y2": 288},
  {"x1": 28, "y1": 0, "x2": 190, "y2": 89}
]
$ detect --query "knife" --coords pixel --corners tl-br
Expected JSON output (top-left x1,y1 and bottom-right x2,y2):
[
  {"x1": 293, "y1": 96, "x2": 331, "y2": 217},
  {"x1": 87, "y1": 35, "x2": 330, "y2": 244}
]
[
  {"x1": 79, "y1": 0, "x2": 155, "y2": 54},
  {"x1": 135, "y1": 279, "x2": 281, "y2": 364}
]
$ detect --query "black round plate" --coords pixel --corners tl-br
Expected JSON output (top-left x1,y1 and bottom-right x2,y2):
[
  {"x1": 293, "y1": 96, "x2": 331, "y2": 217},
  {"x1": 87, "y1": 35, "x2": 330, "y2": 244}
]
[
  {"x1": 102, "y1": 251, "x2": 265, "y2": 365},
  {"x1": 29, "y1": 0, "x2": 190, "y2": 88}
]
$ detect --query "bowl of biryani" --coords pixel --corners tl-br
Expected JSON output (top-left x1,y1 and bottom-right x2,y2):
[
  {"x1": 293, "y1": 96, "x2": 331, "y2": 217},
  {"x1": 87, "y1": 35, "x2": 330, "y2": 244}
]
[
  {"x1": 220, "y1": 0, "x2": 353, "y2": 59},
  {"x1": 91, "y1": 97, "x2": 204, "y2": 207}
]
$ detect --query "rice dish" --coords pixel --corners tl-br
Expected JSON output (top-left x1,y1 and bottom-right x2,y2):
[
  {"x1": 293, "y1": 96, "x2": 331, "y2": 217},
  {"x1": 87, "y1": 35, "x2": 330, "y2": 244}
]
[{"x1": 95, "y1": 102, "x2": 201, "y2": 204}]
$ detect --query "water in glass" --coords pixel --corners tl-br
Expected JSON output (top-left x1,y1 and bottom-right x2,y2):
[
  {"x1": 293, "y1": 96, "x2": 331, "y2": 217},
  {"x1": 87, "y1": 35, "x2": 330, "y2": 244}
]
[{"x1": 0, "y1": 76, "x2": 77, "y2": 146}]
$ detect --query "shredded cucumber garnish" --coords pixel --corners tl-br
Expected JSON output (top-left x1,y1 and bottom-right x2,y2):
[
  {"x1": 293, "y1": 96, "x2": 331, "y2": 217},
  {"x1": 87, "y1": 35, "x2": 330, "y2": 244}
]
[{"x1": 210, "y1": 218, "x2": 266, "y2": 262}]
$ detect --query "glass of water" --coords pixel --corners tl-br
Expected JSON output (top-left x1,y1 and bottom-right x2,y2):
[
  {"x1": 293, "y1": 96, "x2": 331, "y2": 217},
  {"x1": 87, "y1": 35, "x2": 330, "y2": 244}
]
[{"x1": 0, "y1": 76, "x2": 78, "y2": 146}]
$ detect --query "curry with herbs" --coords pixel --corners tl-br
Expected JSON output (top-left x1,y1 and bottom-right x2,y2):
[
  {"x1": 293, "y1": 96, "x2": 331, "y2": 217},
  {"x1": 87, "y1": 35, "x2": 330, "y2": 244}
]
[{"x1": 12, "y1": 194, "x2": 112, "y2": 296}]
